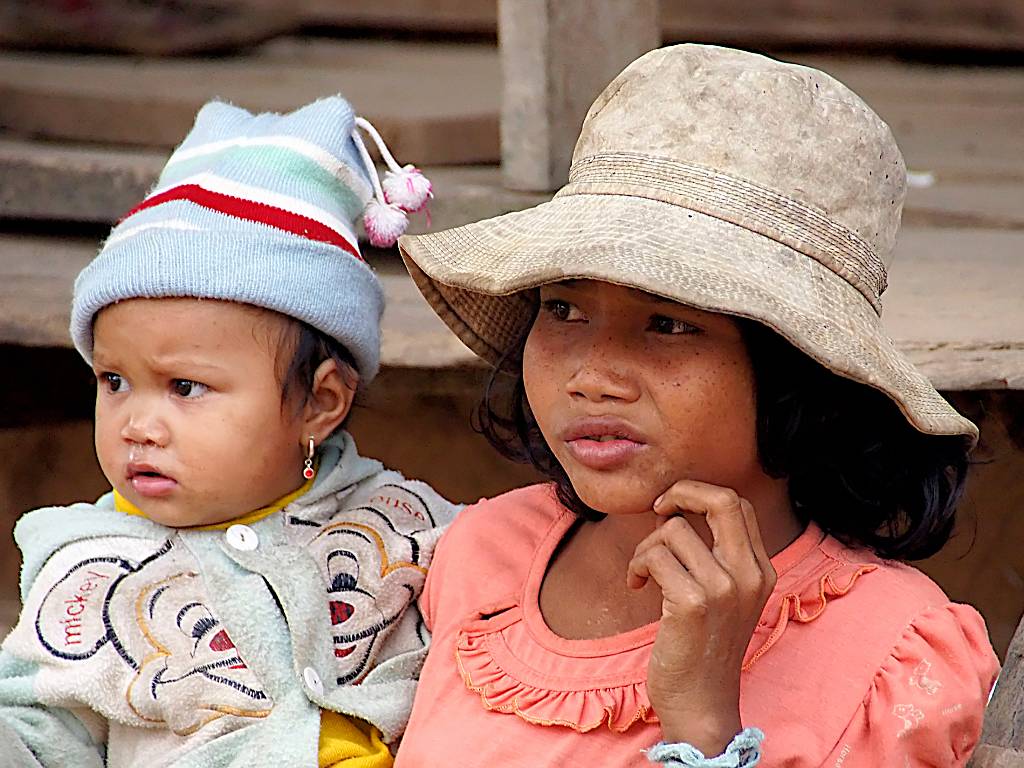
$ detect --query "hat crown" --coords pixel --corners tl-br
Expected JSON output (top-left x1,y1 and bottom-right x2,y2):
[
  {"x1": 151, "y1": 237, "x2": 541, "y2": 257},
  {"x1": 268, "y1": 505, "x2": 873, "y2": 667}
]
[{"x1": 572, "y1": 45, "x2": 906, "y2": 272}]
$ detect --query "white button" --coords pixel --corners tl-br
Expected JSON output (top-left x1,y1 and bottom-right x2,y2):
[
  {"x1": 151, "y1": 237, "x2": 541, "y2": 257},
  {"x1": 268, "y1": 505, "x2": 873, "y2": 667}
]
[
  {"x1": 303, "y1": 666, "x2": 324, "y2": 697},
  {"x1": 225, "y1": 524, "x2": 258, "y2": 551}
]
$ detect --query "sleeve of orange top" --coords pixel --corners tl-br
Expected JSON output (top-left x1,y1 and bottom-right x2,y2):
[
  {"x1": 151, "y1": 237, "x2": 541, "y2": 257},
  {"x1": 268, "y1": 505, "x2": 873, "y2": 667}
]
[
  {"x1": 820, "y1": 602, "x2": 1000, "y2": 767},
  {"x1": 319, "y1": 710, "x2": 393, "y2": 768}
]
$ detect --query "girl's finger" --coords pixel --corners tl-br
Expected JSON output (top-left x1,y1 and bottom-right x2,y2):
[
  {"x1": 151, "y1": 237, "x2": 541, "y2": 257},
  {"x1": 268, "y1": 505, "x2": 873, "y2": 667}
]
[
  {"x1": 629, "y1": 517, "x2": 737, "y2": 605},
  {"x1": 737, "y1": 497, "x2": 774, "y2": 578},
  {"x1": 654, "y1": 480, "x2": 757, "y2": 569},
  {"x1": 628, "y1": 544, "x2": 706, "y2": 617}
]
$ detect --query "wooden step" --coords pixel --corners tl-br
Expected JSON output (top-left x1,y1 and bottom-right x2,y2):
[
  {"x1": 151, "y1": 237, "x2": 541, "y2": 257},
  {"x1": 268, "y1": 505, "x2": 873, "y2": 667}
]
[
  {"x1": 3, "y1": 228, "x2": 1022, "y2": 389},
  {"x1": 304, "y1": 0, "x2": 1024, "y2": 52},
  {"x1": 0, "y1": 234, "x2": 476, "y2": 369},
  {"x1": 0, "y1": 139, "x2": 548, "y2": 235},
  {"x1": 0, "y1": 42, "x2": 1021, "y2": 180},
  {"x1": 3, "y1": 136, "x2": 1020, "y2": 233},
  {"x1": 3, "y1": 0, "x2": 1022, "y2": 55},
  {"x1": 0, "y1": 39, "x2": 500, "y2": 164}
]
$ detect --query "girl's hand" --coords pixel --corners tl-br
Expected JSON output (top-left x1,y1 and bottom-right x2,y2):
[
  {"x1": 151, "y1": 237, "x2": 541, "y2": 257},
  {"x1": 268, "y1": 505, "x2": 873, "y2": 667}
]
[{"x1": 626, "y1": 480, "x2": 777, "y2": 755}]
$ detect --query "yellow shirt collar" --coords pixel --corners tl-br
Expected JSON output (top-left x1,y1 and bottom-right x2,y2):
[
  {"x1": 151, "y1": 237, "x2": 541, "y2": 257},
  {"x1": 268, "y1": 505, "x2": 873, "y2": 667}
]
[{"x1": 114, "y1": 474, "x2": 315, "y2": 531}]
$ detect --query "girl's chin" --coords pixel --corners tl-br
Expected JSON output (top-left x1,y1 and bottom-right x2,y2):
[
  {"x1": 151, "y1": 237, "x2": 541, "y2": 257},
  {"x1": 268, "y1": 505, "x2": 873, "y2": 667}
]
[{"x1": 572, "y1": 482, "x2": 662, "y2": 517}]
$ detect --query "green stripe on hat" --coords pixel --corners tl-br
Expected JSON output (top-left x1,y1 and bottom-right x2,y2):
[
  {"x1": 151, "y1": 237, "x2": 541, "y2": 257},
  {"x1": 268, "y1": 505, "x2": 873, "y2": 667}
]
[{"x1": 159, "y1": 144, "x2": 368, "y2": 222}]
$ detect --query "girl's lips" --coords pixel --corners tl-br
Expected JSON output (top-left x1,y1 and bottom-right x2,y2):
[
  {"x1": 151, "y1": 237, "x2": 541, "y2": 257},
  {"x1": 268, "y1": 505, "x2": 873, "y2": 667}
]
[
  {"x1": 564, "y1": 436, "x2": 646, "y2": 470},
  {"x1": 559, "y1": 416, "x2": 648, "y2": 470}
]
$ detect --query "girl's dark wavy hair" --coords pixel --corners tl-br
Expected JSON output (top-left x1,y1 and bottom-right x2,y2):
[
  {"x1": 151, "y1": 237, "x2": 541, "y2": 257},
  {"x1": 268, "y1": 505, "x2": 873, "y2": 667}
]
[{"x1": 475, "y1": 311, "x2": 970, "y2": 561}]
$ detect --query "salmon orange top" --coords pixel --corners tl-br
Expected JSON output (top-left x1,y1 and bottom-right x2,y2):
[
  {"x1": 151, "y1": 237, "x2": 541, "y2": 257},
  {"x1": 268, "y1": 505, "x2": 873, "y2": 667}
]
[{"x1": 395, "y1": 484, "x2": 999, "y2": 767}]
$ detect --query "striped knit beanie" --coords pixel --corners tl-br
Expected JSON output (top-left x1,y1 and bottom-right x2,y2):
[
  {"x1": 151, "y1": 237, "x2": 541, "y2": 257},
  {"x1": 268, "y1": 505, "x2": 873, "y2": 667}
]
[{"x1": 71, "y1": 96, "x2": 432, "y2": 384}]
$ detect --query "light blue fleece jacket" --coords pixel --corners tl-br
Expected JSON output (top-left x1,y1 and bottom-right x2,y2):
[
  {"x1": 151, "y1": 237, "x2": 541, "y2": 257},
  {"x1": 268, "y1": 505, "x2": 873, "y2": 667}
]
[{"x1": 0, "y1": 432, "x2": 458, "y2": 767}]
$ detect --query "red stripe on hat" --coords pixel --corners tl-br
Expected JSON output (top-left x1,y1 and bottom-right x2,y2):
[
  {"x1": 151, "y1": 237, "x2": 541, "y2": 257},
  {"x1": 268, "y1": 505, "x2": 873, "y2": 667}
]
[{"x1": 126, "y1": 184, "x2": 362, "y2": 261}]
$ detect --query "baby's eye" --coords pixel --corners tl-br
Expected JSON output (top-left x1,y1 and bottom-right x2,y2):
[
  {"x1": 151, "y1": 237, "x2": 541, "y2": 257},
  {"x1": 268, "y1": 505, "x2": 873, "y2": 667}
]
[
  {"x1": 172, "y1": 379, "x2": 208, "y2": 399},
  {"x1": 648, "y1": 315, "x2": 701, "y2": 335},
  {"x1": 541, "y1": 299, "x2": 584, "y2": 322},
  {"x1": 99, "y1": 372, "x2": 129, "y2": 393}
]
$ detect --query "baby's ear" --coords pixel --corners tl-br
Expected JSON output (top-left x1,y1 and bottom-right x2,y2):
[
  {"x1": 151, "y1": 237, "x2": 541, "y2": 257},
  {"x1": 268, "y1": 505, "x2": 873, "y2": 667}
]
[{"x1": 303, "y1": 358, "x2": 358, "y2": 441}]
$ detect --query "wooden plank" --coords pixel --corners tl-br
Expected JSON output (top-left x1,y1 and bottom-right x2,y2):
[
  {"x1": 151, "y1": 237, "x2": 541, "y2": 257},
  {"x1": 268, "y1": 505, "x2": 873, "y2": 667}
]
[
  {"x1": 302, "y1": 0, "x2": 496, "y2": 33},
  {"x1": 660, "y1": 0, "x2": 1024, "y2": 52},
  {"x1": 885, "y1": 228, "x2": 1024, "y2": 390},
  {"x1": 0, "y1": 43, "x2": 1019, "y2": 182},
  {"x1": 0, "y1": 234, "x2": 477, "y2": 368},
  {"x1": 2, "y1": 225, "x2": 1022, "y2": 388},
  {"x1": 0, "y1": 139, "x2": 164, "y2": 224},
  {"x1": 978, "y1": 612, "x2": 1024, "y2": 750},
  {"x1": 970, "y1": 746, "x2": 1024, "y2": 768},
  {"x1": 3, "y1": 134, "x2": 1020, "y2": 231},
  {"x1": 0, "y1": 43, "x2": 1019, "y2": 180},
  {"x1": 300, "y1": 0, "x2": 1024, "y2": 52},
  {"x1": 498, "y1": 0, "x2": 659, "y2": 191},
  {"x1": 0, "y1": 139, "x2": 548, "y2": 233},
  {"x1": 797, "y1": 56, "x2": 1024, "y2": 183},
  {"x1": 0, "y1": 0, "x2": 299, "y2": 56},
  {"x1": 0, "y1": 39, "x2": 500, "y2": 165}
]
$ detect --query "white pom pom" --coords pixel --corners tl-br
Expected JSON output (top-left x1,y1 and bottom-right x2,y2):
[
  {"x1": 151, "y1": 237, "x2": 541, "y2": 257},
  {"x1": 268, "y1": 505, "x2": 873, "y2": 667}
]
[
  {"x1": 382, "y1": 165, "x2": 433, "y2": 213},
  {"x1": 363, "y1": 198, "x2": 409, "y2": 248}
]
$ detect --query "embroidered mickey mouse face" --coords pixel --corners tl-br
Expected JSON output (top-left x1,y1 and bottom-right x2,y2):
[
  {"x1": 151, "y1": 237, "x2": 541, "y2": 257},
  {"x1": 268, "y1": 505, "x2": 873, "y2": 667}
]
[
  {"x1": 33, "y1": 540, "x2": 271, "y2": 735},
  {"x1": 128, "y1": 572, "x2": 270, "y2": 732},
  {"x1": 309, "y1": 485, "x2": 436, "y2": 685}
]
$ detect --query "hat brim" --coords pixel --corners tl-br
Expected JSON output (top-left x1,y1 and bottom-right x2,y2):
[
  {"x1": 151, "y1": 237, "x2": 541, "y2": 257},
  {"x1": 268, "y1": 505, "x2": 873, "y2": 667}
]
[{"x1": 399, "y1": 193, "x2": 978, "y2": 445}]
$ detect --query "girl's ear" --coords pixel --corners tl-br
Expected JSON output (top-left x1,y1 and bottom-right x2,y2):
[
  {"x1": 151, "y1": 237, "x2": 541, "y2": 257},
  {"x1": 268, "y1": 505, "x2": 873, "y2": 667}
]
[{"x1": 302, "y1": 359, "x2": 358, "y2": 443}]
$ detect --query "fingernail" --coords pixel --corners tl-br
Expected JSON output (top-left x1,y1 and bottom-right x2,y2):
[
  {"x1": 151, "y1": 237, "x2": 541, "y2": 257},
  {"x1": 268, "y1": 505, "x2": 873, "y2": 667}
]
[{"x1": 654, "y1": 494, "x2": 664, "y2": 507}]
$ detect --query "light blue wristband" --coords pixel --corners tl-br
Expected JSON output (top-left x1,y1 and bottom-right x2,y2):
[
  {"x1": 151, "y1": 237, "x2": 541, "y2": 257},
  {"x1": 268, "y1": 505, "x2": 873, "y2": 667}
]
[{"x1": 645, "y1": 727, "x2": 765, "y2": 767}]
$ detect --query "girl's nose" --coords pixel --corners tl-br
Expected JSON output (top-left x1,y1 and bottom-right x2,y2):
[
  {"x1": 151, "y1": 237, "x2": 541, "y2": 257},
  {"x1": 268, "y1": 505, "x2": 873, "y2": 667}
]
[{"x1": 564, "y1": 336, "x2": 641, "y2": 403}]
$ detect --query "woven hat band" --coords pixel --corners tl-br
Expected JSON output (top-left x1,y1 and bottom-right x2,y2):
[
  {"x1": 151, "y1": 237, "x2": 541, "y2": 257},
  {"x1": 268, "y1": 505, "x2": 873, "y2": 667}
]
[{"x1": 556, "y1": 152, "x2": 888, "y2": 313}]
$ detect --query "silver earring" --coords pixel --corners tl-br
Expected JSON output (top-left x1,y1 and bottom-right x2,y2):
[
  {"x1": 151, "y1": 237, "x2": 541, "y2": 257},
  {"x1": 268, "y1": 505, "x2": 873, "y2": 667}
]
[{"x1": 303, "y1": 436, "x2": 316, "y2": 480}]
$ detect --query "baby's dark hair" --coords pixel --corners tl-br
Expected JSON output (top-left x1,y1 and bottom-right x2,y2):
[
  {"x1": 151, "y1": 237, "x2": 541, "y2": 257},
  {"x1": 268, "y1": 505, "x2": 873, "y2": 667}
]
[
  {"x1": 279, "y1": 320, "x2": 359, "y2": 428},
  {"x1": 476, "y1": 312, "x2": 970, "y2": 562}
]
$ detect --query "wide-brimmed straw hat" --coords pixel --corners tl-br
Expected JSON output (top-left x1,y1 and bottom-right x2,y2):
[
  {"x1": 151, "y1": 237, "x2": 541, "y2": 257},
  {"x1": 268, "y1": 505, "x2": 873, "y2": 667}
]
[{"x1": 399, "y1": 44, "x2": 978, "y2": 444}]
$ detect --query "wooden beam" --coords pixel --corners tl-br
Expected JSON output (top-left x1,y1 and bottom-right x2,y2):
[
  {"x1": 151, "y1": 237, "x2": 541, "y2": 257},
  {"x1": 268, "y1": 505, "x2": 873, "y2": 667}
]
[
  {"x1": 0, "y1": 39, "x2": 500, "y2": 164},
  {"x1": 498, "y1": 0, "x2": 659, "y2": 191},
  {"x1": 970, "y1": 745, "x2": 1024, "y2": 767},
  {"x1": 299, "y1": 0, "x2": 1024, "y2": 52},
  {"x1": 5, "y1": 226, "x2": 1022, "y2": 390},
  {"x1": 975, "y1": 616, "x2": 1024, "y2": 756},
  {"x1": 660, "y1": 0, "x2": 1024, "y2": 52}
]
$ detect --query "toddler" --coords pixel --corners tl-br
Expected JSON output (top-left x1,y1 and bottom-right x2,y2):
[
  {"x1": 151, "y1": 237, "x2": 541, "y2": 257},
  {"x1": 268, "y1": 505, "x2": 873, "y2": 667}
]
[{"x1": 0, "y1": 97, "x2": 456, "y2": 767}]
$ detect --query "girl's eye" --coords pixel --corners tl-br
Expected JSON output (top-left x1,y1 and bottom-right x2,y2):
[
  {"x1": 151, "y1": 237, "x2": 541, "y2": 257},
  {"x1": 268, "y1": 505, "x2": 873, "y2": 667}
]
[
  {"x1": 99, "y1": 372, "x2": 129, "y2": 393},
  {"x1": 648, "y1": 315, "x2": 701, "y2": 335},
  {"x1": 172, "y1": 379, "x2": 208, "y2": 399},
  {"x1": 541, "y1": 299, "x2": 584, "y2": 322}
]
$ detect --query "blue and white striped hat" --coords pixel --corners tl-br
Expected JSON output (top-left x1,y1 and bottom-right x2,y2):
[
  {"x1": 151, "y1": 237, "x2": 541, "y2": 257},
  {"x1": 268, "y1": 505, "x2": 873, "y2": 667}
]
[{"x1": 71, "y1": 96, "x2": 432, "y2": 383}]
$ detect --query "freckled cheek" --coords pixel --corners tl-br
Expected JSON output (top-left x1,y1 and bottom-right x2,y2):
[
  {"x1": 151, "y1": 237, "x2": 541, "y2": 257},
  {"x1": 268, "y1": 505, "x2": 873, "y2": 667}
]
[
  {"x1": 658, "y1": 359, "x2": 758, "y2": 464},
  {"x1": 523, "y1": 333, "x2": 564, "y2": 419}
]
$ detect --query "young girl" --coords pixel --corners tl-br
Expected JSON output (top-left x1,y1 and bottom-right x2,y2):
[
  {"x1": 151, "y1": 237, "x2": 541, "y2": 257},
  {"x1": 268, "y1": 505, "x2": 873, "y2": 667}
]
[
  {"x1": 394, "y1": 45, "x2": 1000, "y2": 766},
  {"x1": 0, "y1": 97, "x2": 456, "y2": 767}
]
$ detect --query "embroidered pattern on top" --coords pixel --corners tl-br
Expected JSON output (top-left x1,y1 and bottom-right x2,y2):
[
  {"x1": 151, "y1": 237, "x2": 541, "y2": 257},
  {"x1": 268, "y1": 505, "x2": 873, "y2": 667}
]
[
  {"x1": 33, "y1": 540, "x2": 270, "y2": 735},
  {"x1": 306, "y1": 484, "x2": 436, "y2": 686},
  {"x1": 909, "y1": 659, "x2": 942, "y2": 696},
  {"x1": 892, "y1": 703, "x2": 925, "y2": 738}
]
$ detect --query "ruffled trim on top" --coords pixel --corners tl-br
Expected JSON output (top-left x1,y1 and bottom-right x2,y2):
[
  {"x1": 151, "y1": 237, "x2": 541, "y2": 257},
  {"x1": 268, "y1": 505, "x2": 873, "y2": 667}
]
[
  {"x1": 454, "y1": 607, "x2": 658, "y2": 733},
  {"x1": 743, "y1": 553, "x2": 878, "y2": 671}
]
